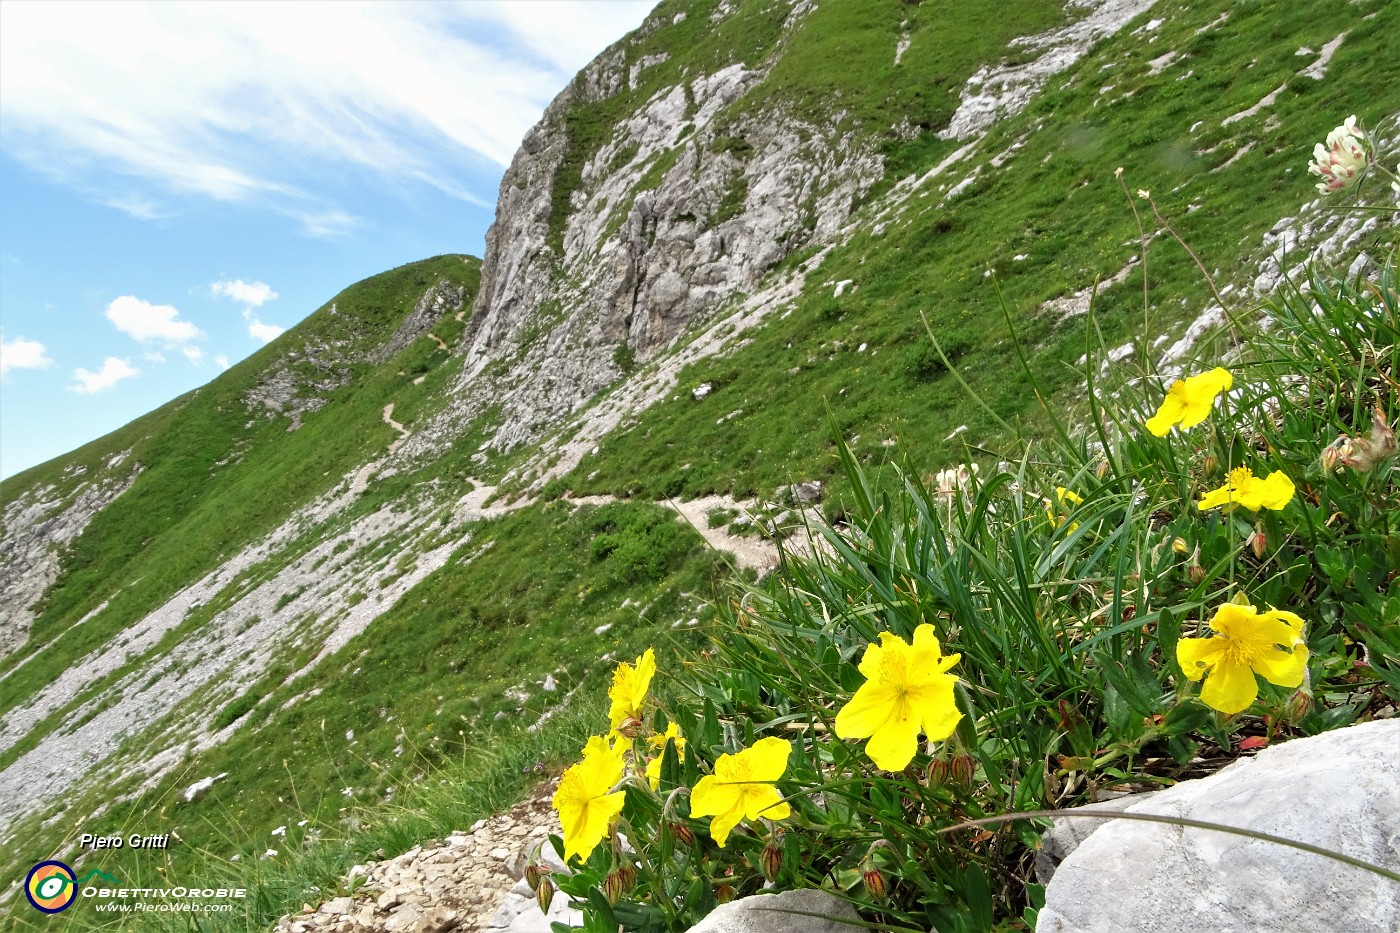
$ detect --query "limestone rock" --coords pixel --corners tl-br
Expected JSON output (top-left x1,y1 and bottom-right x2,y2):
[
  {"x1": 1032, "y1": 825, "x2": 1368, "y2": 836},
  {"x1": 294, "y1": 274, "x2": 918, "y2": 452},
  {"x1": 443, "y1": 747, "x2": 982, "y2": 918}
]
[
  {"x1": 685, "y1": 889, "x2": 860, "y2": 933},
  {"x1": 1038, "y1": 719, "x2": 1400, "y2": 933}
]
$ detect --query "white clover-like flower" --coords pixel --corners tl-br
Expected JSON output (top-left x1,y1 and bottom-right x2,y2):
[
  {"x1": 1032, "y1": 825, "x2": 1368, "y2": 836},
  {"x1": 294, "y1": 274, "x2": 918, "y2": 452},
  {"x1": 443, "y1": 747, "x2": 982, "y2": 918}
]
[
  {"x1": 262, "y1": 849, "x2": 279, "y2": 860},
  {"x1": 271, "y1": 825, "x2": 287, "y2": 837},
  {"x1": 935, "y1": 463, "x2": 978, "y2": 501},
  {"x1": 1308, "y1": 115, "x2": 1369, "y2": 194}
]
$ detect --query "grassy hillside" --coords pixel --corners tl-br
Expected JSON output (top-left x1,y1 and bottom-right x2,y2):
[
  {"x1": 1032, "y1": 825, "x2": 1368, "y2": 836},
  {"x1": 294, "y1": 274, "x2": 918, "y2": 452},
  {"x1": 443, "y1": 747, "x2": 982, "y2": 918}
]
[
  {"x1": 0, "y1": 257, "x2": 480, "y2": 706},
  {"x1": 558, "y1": 0, "x2": 1396, "y2": 503},
  {"x1": 1, "y1": 0, "x2": 1395, "y2": 928}
]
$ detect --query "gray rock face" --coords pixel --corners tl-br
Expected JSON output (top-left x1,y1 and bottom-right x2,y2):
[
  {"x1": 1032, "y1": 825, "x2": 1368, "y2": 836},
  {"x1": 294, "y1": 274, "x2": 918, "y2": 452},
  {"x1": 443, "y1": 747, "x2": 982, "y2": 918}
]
[
  {"x1": 407, "y1": 3, "x2": 881, "y2": 463},
  {"x1": 685, "y1": 889, "x2": 860, "y2": 933},
  {"x1": 1038, "y1": 719, "x2": 1400, "y2": 933},
  {"x1": 0, "y1": 456, "x2": 139, "y2": 659},
  {"x1": 371, "y1": 280, "x2": 471, "y2": 362}
]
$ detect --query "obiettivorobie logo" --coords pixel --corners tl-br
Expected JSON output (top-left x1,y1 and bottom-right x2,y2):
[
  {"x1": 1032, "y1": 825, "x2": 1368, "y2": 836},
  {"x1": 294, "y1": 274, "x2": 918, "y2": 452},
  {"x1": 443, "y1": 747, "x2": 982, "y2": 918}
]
[
  {"x1": 24, "y1": 862, "x2": 117, "y2": 914},
  {"x1": 23, "y1": 861, "x2": 247, "y2": 915}
]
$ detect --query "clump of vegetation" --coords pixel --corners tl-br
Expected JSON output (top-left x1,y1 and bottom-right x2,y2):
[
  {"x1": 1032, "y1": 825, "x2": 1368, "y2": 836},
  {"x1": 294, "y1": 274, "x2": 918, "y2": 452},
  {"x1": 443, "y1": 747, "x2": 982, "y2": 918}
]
[{"x1": 536, "y1": 120, "x2": 1398, "y2": 931}]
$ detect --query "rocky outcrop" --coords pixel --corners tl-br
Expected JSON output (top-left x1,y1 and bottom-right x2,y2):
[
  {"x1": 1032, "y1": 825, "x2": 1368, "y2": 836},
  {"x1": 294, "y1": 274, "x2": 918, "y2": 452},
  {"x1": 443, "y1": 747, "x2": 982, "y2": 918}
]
[
  {"x1": 939, "y1": 0, "x2": 1159, "y2": 141},
  {"x1": 1037, "y1": 719, "x2": 1400, "y2": 933},
  {"x1": 273, "y1": 781, "x2": 561, "y2": 933},
  {"x1": 371, "y1": 281, "x2": 471, "y2": 363},
  {"x1": 408, "y1": 2, "x2": 881, "y2": 461},
  {"x1": 0, "y1": 455, "x2": 139, "y2": 660}
]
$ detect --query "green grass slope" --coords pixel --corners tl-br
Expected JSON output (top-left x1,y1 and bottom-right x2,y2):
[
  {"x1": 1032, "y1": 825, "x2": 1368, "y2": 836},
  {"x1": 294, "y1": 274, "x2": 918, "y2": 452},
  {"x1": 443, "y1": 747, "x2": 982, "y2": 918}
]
[{"x1": 0, "y1": 256, "x2": 480, "y2": 724}]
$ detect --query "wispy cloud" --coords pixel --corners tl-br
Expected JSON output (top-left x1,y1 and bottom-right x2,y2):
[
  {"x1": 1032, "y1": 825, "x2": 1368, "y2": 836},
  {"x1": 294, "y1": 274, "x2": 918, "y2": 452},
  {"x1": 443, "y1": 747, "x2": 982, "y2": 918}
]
[
  {"x1": 1, "y1": 333, "x2": 54, "y2": 378},
  {"x1": 106, "y1": 295, "x2": 203, "y2": 346},
  {"x1": 71, "y1": 356, "x2": 140, "y2": 394},
  {"x1": 211, "y1": 279, "x2": 277, "y2": 308},
  {"x1": 0, "y1": 1, "x2": 653, "y2": 227},
  {"x1": 247, "y1": 319, "x2": 285, "y2": 344}
]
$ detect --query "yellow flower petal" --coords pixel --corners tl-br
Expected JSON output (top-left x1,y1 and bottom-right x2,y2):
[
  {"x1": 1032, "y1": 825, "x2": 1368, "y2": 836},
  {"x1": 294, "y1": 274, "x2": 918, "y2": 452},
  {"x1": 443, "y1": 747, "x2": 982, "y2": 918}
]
[
  {"x1": 552, "y1": 735, "x2": 627, "y2": 863},
  {"x1": 1147, "y1": 368, "x2": 1231, "y2": 435},
  {"x1": 1179, "y1": 602, "x2": 1309, "y2": 714},
  {"x1": 1249, "y1": 644, "x2": 1309, "y2": 689},
  {"x1": 644, "y1": 723, "x2": 685, "y2": 790},
  {"x1": 1253, "y1": 471, "x2": 1295, "y2": 510},
  {"x1": 1176, "y1": 636, "x2": 1226, "y2": 682},
  {"x1": 1198, "y1": 466, "x2": 1292, "y2": 513},
  {"x1": 689, "y1": 737, "x2": 792, "y2": 847},
  {"x1": 1198, "y1": 655, "x2": 1260, "y2": 714},
  {"x1": 608, "y1": 648, "x2": 656, "y2": 730},
  {"x1": 835, "y1": 623, "x2": 962, "y2": 771}
]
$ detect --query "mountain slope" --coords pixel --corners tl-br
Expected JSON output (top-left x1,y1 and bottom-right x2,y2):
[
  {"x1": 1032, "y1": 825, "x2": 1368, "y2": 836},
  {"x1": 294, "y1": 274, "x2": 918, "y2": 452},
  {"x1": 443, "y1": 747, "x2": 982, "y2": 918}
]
[{"x1": 0, "y1": 0, "x2": 1395, "y2": 923}]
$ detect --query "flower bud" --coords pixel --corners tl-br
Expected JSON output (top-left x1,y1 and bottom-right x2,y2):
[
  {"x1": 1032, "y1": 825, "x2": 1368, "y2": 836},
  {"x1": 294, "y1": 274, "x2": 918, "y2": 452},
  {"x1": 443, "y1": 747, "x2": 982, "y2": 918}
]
[
  {"x1": 1171, "y1": 537, "x2": 1189, "y2": 555},
  {"x1": 668, "y1": 821, "x2": 695, "y2": 846},
  {"x1": 949, "y1": 753, "x2": 975, "y2": 788},
  {"x1": 1188, "y1": 563, "x2": 1206, "y2": 585},
  {"x1": 1286, "y1": 689, "x2": 1314, "y2": 722},
  {"x1": 524, "y1": 864, "x2": 549, "y2": 890},
  {"x1": 760, "y1": 843, "x2": 783, "y2": 883},
  {"x1": 603, "y1": 869, "x2": 626, "y2": 905},
  {"x1": 536, "y1": 878, "x2": 554, "y2": 914},
  {"x1": 1202, "y1": 455, "x2": 1219, "y2": 476},
  {"x1": 925, "y1": 757, "x2": 950, "y2": 790},
  {"x1": 715, "y1": 884, "x2": 737, "y2": 904},
  {"x1": 863, "y1": 867, "x2": 888, "y2": 899},
  {"x1": 1095, "y1": 459, "x2": 1111, "y2": 480},
  {"x1": 616, "y1": 716, "x2": 646, "y2": 739},
  {"x1": 1251, "y1": 529, "x2": 1267, "y2": 560}
]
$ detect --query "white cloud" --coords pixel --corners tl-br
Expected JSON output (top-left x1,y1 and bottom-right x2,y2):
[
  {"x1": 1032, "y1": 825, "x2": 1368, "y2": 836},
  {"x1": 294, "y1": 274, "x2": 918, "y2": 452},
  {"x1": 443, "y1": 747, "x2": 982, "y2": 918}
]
[
  {"x1": 211, "y1": 279, "x2": 278, "y2": 308},
  {"x1": 215, "y1": 354, "x2": 231, "y2": 371},
  {"x1": 0, "y1": 1, "x2": 653, "y2": 223},
  {"x1": 1, "y1": 333, "x2": 54, "y2": 378},
  {"x1": 106, "y1": 295, "x2": 204, "y2": 346},
  {"x1": 181, "y1": 346, "x2": 205, "y2": 364},
  {"x1": 71, "y1": 357, "x2": 140, "y2": 394},
  {"x1": 248, "y1": 319, "x2": 285, "y2": 344},
  {"x1": 143, "y1": 351, "x2": 167, "y2": 364}
]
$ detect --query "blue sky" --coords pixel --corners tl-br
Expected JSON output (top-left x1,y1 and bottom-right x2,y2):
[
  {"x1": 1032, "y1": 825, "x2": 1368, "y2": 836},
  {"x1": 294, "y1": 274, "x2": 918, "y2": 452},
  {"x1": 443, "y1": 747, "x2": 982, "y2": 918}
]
[{"x1": 0, "y1": 0, "x2": 655, "y2": 480}]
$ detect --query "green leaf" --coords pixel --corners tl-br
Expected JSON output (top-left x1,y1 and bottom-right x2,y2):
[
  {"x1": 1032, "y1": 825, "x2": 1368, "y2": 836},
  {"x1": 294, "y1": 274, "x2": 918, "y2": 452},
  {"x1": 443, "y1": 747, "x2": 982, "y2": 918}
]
[{"x1": 1163, "y1": 698, "x2": 1211, "y2": 736}]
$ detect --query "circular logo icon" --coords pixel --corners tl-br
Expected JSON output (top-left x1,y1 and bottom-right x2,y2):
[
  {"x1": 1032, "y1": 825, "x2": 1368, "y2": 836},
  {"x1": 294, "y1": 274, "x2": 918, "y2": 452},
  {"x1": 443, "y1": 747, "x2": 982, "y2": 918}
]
[{"x1": 25, "y1": 861, "x2": 77, "y2": 913}]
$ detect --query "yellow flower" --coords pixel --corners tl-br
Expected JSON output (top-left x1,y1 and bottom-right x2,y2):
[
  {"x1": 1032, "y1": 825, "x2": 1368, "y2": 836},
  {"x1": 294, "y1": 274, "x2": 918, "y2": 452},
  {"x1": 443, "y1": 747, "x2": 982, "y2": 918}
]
[
  {"x1": 1176, "y1": 602, "x2": 1308, "y2": 714},
  {"x1": 834, "y1": 623, "x2": 963, "y2": 771},
  {"x1": 552, "y1": 735, "x2": 626, "y2": 863},
  {"x1": 1046, "y1": 486, "x2": 1083, "y2": 531},
  {"x1": 608, "y1": 648, "x2": 656, "y2": 732},
  {"x1": 644, "y1": 722, "x2": 686, "y2": 790},
  {"x1": 689, "y1": 737, "x2": 792, "y2": 847},
  {"x1": 1197, "y1": 467, "x2": 1294, "y2": 512},
  {"x1": 1145, "y1": 368, "x2": 1232, "y2": 436}
]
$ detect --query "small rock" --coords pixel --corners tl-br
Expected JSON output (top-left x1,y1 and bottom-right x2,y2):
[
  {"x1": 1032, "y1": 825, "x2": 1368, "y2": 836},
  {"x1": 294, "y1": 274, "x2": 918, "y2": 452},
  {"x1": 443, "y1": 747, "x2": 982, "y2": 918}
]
[
  {"x1": 687, "y1": 889, "x2": 860, "y2": 933},
  {"x1": 319, "y1": 896, "x2": 355, "y2": 915}
]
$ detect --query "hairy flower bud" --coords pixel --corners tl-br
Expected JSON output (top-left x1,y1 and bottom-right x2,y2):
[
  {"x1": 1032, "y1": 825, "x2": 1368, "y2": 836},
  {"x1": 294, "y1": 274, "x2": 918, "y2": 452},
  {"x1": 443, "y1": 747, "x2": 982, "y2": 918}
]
[
  {"x1": 1289, "y1": 690, "x2": 1315, "y2": 722},
  {"x1": 715, "y1": 884, "x2": 737, "y2": 904},
  {"x1": 524, "y1": 864, "x2": 549, "y2": 890},
  {"x1": 1188, "y1": 563, "x2": 1207, "y2": 585},
  {"x1": 760, "y1": 843, "x2": 783, "y2": 883},
  {"x1": 668, "y1": 821, "x2": 695, "y2": 846},
  {"x1": 863, "y1": 867, "x2": 888, "y2": 899},
  {"x1": 536, "y1": 878, "x2": 555, "y2": 914},
  {"x1": 1251, "y1": 529, "x2": 1267, "y2": 560},
  {"x1": 949, "y1": 753, "x2": 976, "y2": 788},
  {"x1": 1171, "y1": 537, "x2": 1189, "y2": 555},
  {"x1": 603, "y1": 869, "x2": 627, "y2": 905},
  {"x1": 925, "y1": 756, "x2": 950, "y2": 790}
]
